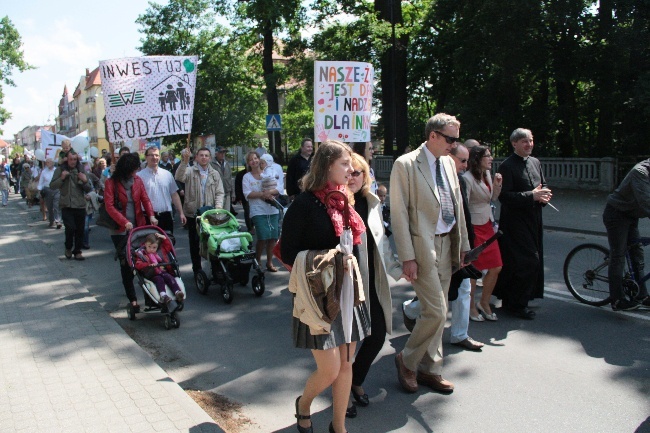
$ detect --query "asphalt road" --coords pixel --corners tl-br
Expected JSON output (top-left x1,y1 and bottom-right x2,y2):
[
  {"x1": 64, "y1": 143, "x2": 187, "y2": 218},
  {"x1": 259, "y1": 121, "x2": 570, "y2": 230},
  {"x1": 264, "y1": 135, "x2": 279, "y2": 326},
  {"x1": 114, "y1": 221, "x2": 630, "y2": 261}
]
[{"x1": 33, "y1": 208, "x2": 650, "y2": 433}]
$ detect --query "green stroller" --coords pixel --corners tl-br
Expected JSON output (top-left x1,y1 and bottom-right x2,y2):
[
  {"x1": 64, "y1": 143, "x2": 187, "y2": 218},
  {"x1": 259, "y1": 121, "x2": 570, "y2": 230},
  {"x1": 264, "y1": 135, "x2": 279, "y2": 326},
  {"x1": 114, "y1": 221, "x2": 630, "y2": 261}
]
[{"x1": 194, "y1": 208, "x2": 265, "y2": 303}]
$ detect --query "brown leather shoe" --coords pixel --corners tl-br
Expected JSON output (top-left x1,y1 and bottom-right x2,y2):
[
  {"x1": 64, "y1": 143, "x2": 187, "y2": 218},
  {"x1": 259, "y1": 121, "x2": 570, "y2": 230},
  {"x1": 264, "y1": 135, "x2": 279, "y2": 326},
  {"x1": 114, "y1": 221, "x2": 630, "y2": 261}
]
[
  {"x1": 395, "y1": 352, "x2": 418, "y2": 393},
  {"x1": 451, "y1": 337, "x2": 484, "y2": 351},
  {"x1": 416, "y1": 372, "x2": 454, "y2": 394}
]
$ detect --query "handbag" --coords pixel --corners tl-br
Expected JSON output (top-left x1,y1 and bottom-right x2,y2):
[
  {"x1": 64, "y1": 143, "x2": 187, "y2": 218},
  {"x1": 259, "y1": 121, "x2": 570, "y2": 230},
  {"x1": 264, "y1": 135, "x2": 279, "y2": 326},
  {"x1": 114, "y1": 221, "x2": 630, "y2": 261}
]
[{"x1": 96, "y1": 180, "x2": 120, "y2": 230}]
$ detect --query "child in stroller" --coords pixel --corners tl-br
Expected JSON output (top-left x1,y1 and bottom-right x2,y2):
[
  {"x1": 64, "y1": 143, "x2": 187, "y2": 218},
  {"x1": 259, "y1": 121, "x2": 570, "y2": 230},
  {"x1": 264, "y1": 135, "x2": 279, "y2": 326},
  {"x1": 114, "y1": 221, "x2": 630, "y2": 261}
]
[
  {"x1": 126, "y1": 226, "x2": 186, "y2": 329},
  {"x1": 134, "y1": 233, "x2": 185, "y2": 304},
  {"x1": 194, "y1": 208, "x2": 265, "y2": 304}
]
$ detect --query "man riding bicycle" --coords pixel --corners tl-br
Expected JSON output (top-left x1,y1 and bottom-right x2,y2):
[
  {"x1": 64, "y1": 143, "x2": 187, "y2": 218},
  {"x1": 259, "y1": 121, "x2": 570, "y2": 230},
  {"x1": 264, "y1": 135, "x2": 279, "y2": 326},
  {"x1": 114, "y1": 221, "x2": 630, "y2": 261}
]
[{"x1": 603, "y1": 158, "x2": 650, "y2": 311}]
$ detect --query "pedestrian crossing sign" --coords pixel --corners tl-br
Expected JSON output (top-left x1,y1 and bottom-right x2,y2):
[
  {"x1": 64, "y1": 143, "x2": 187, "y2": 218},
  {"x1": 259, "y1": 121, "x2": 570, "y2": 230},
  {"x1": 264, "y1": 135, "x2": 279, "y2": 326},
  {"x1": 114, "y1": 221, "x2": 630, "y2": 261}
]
[{"x1": 266, "y1": 114, "x2": 282, "y2": 131}]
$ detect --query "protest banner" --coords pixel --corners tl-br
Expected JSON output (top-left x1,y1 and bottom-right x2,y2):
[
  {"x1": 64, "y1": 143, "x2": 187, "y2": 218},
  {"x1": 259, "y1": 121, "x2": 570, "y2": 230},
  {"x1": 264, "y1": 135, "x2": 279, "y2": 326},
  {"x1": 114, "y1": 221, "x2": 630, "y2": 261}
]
[
  {"x1": 39, "y1": 129, "x2": 89, "y2": 161},
  {"x1": 99, "y1": 55, "x2": 198, "y2": 143},
  {"x1": 313, "y1": 61, "x2": 374, "y2": 143}
]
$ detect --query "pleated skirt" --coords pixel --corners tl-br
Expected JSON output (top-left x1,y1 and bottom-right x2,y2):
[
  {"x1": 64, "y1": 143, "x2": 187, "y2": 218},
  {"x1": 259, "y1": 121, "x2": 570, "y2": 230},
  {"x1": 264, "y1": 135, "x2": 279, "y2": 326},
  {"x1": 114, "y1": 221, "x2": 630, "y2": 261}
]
[{"x1": 293, "y1": 300, "x2": 371, "y2": 351}]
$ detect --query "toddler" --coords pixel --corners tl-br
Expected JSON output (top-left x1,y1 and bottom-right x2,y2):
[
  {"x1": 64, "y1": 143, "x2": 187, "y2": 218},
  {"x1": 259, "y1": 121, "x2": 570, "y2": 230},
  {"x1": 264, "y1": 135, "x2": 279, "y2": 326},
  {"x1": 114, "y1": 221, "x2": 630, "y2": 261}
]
[
  {"x1": 134, "y1": 233, "x2": 184, "y2": 304},
  {"x1": 58, "y1": 139, "x2": 85, "y2": 173}
]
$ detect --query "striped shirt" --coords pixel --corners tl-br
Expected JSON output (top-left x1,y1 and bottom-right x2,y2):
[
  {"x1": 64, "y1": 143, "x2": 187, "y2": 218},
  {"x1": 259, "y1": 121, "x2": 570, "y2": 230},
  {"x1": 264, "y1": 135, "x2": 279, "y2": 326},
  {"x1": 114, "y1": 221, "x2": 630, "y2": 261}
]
[{"x1": 137, "y1": 166, "x2": 178, "y2": 213}]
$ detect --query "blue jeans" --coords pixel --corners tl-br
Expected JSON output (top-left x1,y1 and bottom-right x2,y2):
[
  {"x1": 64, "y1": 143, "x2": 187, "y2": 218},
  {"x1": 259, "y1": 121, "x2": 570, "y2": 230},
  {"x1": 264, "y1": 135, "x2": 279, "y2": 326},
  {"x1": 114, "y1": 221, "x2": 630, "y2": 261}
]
[
  {"x1": 1, "y1": 189, "x2": 7, "y2": 206},
  {"x1": 450, "y1": 278, "x2": 471, "y2": 343},
  {"x1": 603, "y1": 204, "x2": 648, "y2": 301}
]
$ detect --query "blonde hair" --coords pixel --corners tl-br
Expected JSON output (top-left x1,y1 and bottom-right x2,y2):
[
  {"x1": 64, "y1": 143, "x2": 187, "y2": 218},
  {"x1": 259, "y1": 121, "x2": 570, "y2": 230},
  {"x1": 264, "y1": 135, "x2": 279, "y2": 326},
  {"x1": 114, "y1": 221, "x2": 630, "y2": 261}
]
[
  {"x1": 301, "y1": 140, "x2": 353, "y2": 192},
  {"x1": 245, "y1": 150, "x2": 259, "y2": 170},
  {"x1": 350, "y1": 153, "x2": 371, "y2": 197}
]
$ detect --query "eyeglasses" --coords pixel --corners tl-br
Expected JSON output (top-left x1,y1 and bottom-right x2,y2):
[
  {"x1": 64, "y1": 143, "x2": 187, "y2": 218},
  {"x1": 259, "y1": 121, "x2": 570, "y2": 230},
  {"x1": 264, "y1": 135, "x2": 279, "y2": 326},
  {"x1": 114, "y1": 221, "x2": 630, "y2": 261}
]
[
  {"x1": 482, "y1": 154, "x2": 493, "y2": 159},
  {"x1": 434, "y1": 130, "x2": 459, "y2": 145},
  {"x1": 455, "y1": 158, "x2": 468, "y2": 163},
  {"x1": 351, "y1": 170, "x2": 363, "y2": 177}
]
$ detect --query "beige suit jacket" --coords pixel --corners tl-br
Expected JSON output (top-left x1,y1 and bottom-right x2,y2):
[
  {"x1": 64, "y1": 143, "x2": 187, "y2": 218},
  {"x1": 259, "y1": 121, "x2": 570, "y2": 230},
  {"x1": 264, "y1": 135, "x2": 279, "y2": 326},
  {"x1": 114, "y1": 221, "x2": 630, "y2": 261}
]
[
  {"x1": 389, "y1": 145, "x2": 469, "y2": 273},
  {"x1": 462, "y1": 170, "x2": 499, "y2": 226}
]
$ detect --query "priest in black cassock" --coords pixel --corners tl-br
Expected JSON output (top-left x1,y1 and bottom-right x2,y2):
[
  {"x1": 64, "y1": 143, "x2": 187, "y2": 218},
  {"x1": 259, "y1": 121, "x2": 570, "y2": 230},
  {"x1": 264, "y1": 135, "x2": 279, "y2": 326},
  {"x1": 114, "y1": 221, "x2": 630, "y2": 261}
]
[{"x1": 493, "y1": 128, "x2": 552, "y2": 319}]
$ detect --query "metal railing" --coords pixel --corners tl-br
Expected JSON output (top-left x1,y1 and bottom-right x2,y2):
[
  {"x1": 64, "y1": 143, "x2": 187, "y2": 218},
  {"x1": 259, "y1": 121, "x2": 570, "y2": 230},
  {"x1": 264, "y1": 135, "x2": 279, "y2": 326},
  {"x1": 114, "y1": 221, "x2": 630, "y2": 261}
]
[{"x1": 373, "y1": 155, "x2": 617, "y2": 191}]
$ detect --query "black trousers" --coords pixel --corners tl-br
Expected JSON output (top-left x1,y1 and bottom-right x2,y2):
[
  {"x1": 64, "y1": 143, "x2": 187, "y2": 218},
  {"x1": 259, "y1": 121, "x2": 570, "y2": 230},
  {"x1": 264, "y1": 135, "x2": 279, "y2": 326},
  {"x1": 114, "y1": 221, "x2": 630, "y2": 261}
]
[
  {"x1": 111, "y1": 234, "x2": 136, "y2": 303},
  {"x1": 603, "y1": 204, "x2": 648, "y2": 301},
  {"x1": 186, "y1": 217, "x2": 202, "y2": 272},
  {"x1": 61, "y1": 207, "x2": 86, "y2": 254},
  {"x1": 149, "y1": 211, "x2": 173, "y2": 233},
  {"x1": 352, "y1": 279, "x2": 386, "y2": 387}
]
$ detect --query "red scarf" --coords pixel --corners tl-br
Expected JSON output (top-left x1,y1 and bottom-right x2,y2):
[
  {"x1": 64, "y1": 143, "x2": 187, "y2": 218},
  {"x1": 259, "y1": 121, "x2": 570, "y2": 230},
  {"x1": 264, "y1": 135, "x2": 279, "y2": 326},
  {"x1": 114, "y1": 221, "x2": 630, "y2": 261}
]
[{"x1": 313, "y1": 183, "x2": 366, "y2": 245}]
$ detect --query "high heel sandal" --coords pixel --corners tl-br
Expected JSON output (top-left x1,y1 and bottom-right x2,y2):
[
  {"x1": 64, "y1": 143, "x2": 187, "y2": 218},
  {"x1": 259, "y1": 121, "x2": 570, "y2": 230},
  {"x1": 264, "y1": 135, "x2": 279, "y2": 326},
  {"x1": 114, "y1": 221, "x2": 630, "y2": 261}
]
[
  {"x1": 351, "y1": 386, "x2": 369, "y2": 407},
  {"x1": 295, "y1": 396, "x2": 313, "y2": 433}
]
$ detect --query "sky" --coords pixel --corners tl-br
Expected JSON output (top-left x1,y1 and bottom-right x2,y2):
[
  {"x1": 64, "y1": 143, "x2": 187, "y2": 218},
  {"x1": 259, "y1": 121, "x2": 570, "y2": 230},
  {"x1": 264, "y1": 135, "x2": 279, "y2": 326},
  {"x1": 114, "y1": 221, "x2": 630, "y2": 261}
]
[{"x1": 1, "y1": 0, "x2": 168, "y2": 140}]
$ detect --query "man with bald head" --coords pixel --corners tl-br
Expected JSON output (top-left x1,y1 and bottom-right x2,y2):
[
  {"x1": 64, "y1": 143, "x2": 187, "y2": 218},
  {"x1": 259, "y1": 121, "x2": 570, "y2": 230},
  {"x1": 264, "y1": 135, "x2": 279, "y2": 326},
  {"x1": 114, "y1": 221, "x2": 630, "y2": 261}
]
[{"x1": 464, "y1": 139, "x2": 480, "y2": 149}]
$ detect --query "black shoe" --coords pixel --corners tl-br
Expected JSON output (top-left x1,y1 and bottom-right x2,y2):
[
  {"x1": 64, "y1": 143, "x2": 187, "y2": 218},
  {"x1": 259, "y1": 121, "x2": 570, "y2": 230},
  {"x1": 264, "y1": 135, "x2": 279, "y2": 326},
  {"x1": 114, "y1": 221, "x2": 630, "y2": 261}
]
[
  {"x1": 509, "y1": 307, "x2": 536, "y2": 320},
  {"x1": 611, "y1": 298, "x2": 640, "y2": 311},
  {"x1": 345, "y1": 404, "x2": 357, "y2": 418},
  {"x1": 329, "y1": 422, "x2": 348, "y2": 433},
  {"x1": 351, "y1": 387, "x2": 369, "y2": 406},
  {"x1": 295, "y1": 396, "x2": 313, "y2": 433},
  {"x1": 402, "y1": 304, "x2": 416, "y2": 333}
]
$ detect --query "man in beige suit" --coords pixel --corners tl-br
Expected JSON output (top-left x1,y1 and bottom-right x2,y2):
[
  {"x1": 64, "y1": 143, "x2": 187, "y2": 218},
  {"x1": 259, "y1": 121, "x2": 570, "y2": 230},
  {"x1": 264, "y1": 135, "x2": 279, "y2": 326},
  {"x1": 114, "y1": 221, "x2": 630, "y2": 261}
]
[{"x1": 390, "y1": 113, "x2": 470, "y2": 393}]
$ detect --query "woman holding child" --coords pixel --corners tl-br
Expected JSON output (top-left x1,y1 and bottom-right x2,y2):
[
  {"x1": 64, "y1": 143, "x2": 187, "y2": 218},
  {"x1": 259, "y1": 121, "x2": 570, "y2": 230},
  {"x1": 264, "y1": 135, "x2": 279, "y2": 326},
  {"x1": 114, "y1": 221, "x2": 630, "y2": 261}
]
[{"x1": 242, "y1": 150, "x2": 280, "y2": 272}]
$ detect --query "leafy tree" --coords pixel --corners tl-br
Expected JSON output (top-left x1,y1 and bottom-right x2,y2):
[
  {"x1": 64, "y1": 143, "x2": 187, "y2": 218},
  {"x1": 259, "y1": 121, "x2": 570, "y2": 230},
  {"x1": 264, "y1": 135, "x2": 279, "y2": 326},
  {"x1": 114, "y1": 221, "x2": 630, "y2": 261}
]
[
  {"x1": 0, "y1": 16, "x2": 34, "y2": 134},
  {"x1": 226, "y1": 0, "x2": 307, "y2": 158}
]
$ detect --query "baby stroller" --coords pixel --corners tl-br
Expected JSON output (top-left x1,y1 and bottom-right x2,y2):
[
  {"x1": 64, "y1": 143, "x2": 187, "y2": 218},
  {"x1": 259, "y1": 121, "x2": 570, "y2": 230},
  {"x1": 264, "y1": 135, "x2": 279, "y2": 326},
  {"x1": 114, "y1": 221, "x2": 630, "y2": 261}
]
[
  {"x1": 194, "y1": 208, "x2": 265, "y2": 304},
  {"x1": 125, "y1": 225, "x2": 186, "y2": 330}
]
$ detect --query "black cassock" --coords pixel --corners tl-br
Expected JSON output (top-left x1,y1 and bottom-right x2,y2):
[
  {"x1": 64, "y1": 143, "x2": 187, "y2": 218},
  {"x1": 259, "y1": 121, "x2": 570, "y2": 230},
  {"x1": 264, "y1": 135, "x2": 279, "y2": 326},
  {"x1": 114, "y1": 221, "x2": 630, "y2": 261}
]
[{"x1": 493, "y1": 153, "x2": 546, "y2": 309}]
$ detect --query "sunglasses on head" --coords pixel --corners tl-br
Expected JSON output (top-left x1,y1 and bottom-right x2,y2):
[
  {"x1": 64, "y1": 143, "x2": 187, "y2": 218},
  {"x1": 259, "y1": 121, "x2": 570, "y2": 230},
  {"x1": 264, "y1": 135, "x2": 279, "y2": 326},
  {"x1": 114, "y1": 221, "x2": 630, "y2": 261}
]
[
  {"x1": 351, "y1": 170, "x2": 363, "y2": 177},
  {"x1": 434, "y1": 130, "x2": 459, "y2": 145}
]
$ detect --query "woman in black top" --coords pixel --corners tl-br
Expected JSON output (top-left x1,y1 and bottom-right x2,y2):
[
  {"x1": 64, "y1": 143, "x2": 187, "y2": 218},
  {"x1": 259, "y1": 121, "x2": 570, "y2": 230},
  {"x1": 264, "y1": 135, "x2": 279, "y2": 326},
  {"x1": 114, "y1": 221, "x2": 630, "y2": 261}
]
[{"x1": 281, "y1": 140, "x2": 370, "y2": 433}]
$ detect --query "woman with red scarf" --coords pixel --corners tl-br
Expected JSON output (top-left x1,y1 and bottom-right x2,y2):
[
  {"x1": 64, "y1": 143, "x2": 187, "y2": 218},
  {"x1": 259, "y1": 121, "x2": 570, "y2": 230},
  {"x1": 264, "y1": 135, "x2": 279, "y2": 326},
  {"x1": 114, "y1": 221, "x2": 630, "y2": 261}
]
[{"x1": 281, "y1": 140, "x2": 370, "y2": 433}]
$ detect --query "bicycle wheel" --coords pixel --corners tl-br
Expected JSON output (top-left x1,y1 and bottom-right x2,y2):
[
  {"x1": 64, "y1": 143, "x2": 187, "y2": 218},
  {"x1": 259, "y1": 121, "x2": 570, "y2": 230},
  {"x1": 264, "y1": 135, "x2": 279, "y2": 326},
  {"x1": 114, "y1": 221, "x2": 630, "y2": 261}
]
[{"x1": 563, "y1": 243, "x2": 611, "y2": 306}]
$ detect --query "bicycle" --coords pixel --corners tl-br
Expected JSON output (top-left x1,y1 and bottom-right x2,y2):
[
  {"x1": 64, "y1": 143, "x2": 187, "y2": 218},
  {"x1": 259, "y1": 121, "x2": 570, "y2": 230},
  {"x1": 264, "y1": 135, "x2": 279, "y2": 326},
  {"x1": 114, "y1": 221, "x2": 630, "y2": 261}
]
[{"x1": 563, "y1": 237, "x2": 650, "y2": 306}]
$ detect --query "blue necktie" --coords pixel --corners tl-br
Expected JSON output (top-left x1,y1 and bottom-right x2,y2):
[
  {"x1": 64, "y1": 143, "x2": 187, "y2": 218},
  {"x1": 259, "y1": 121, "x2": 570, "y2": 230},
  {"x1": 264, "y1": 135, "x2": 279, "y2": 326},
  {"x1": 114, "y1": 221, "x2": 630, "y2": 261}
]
[{"x1": 435, "y1": 158, "x2": 455, "y2": 225}]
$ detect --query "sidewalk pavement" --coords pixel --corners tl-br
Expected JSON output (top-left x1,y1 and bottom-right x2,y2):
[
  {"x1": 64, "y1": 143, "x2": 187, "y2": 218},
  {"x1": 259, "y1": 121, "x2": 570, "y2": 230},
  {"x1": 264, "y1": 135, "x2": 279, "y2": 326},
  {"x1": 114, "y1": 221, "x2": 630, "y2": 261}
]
[
  {"x1": 496, "y1": 187, "x2": 650, "y2": 235},
  {"x1": 0, "y1": 193, "x2": 222, "y2": 432}
]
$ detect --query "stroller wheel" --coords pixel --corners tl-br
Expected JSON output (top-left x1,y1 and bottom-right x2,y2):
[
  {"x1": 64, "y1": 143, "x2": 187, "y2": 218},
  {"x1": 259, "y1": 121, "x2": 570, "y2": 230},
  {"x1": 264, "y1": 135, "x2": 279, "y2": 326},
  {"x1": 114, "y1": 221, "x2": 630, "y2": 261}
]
[
  {"x1": 252, "y1": 275, "x2": 265, "y2": 297},
  {"x1": 195, "y1": 270, "x2": 210, "y2": 295},
  {"x1": 221, "y1": 282, "x2": 234, "y2": 304},
  {"x1": 164, "y1": 315, "x2": 172, "y2": 330},
  {"x1": 173, "y1": 315, "x2": 180, "y2": 328}
]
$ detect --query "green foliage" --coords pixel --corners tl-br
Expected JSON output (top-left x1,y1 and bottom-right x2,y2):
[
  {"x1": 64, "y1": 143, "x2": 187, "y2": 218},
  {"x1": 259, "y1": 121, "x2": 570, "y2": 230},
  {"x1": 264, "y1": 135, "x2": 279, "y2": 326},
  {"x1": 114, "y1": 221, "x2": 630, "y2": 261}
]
[
  {"x1": 136, "y1": 0, "x2": 650, "y2": 158},
  {"x1": 0, "y1": 16, "x2": 34, "y2": 134}
]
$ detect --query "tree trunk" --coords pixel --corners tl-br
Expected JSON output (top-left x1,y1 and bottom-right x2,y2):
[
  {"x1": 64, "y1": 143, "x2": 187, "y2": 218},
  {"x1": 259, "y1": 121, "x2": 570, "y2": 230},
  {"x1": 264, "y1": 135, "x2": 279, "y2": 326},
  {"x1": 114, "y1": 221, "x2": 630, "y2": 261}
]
[
  {"x1": 595, "y1": 0, "x2": 614, "y2": 157},
  {"x1": 262, "y1": 25, "x2": 282, "y2": 155},
  {"x1": 375, "y1": 0, "x2": 408, "y2": 157}
]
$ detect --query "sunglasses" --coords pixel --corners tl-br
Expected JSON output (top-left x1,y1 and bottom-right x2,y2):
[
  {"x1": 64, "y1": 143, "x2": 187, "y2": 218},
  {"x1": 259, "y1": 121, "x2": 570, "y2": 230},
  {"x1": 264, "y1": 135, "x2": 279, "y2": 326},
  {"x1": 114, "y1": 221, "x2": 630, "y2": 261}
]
[
  {"x1": 434, "y1": 130, "x2": 459, "y2": 145},
  {"x1": 351, "y1": 170, "x2": 363, "y2": 177}
]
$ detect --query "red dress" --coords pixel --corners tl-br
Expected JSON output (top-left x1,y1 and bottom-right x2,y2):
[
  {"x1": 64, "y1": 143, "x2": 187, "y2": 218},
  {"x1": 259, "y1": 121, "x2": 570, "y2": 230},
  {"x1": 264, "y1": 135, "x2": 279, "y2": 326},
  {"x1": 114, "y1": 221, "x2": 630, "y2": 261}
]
[{"x1": 472, "y1": 179, "x2": 503, "y2": 270}]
